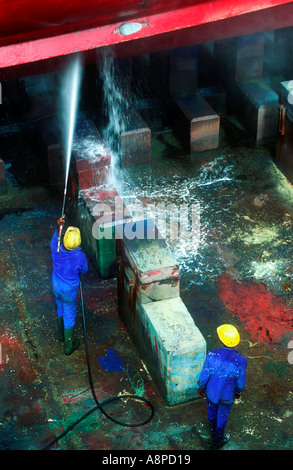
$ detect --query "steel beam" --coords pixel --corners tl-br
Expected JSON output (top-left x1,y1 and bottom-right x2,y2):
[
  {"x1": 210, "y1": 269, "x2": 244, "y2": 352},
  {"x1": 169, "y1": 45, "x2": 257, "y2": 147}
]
[{"x1": 1, "y1": 1, "x2": 293, "y2": 79}]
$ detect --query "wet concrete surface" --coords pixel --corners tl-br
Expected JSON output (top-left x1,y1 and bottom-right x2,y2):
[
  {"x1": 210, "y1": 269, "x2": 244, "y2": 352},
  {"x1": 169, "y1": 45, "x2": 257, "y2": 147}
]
[{"x1": 1, "y1": 118, "x2": 293, "y2": 451}]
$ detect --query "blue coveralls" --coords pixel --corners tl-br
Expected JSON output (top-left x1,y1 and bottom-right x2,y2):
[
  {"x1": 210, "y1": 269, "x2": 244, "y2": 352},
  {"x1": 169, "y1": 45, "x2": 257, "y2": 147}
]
[
  {"x1": 51, "y1": 229, "x2": 88, "y2": 329},
  {"x1": 197, "y1": 347, "x2": 247, "y2": 445}
]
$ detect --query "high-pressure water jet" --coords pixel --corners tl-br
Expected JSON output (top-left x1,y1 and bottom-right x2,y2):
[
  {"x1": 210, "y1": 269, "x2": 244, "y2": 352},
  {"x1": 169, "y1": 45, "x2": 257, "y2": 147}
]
[{"x1": 57, "y1": 55, "x2": 82, "y2": 251}]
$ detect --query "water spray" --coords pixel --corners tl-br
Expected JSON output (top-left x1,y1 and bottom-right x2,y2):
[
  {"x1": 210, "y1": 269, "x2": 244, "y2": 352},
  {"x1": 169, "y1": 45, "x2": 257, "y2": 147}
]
[
  {"x1": 42, "y1": 52, "x2": 155, "y2": 451},
  {"x1": 57, "y1": 55, "x2": 82, "y2": 251}
]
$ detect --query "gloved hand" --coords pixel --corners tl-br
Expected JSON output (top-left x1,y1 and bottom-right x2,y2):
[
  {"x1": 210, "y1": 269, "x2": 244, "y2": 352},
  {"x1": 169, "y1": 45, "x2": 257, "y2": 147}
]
[
  {"x1": 198, "y1": 388, "x2": 206, "y2": 399},
  {"x1": 57, "y1": 215, "x2": 65, "y2": 226},
  {"x1": 234, "y1": 391, "x2": 241, "y2": 400}
]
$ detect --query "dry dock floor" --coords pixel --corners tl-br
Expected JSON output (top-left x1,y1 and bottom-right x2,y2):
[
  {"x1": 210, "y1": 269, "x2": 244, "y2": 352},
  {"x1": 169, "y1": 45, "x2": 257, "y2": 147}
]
[{"x1": 1, "y1": 118, "x2": 293, "y2": 451}]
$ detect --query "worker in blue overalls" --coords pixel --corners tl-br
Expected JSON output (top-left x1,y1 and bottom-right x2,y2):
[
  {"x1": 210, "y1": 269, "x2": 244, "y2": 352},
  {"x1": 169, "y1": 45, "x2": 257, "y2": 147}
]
[
  {"x1": 197, "y1": 324, "x2": 247, "y2": 448},
  {"x1": 51, "y1": 215, "x2": 88, "y2": 355}
]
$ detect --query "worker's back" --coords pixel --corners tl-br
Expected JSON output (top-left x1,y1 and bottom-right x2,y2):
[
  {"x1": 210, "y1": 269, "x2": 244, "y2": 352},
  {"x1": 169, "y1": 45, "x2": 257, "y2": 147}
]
[
  {"x1": 198, "y1": 346, "x2": 247, "y2": 404},
  {"x1": 51, "y1": 229, "x2": 88, "y2": 292}
]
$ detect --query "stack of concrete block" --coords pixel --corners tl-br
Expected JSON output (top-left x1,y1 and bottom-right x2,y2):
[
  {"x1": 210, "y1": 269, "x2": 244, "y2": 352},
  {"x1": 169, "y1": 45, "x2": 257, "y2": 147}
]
[
  {"x1": 75, "y1": 185, "x2": 130, "y2": 279},
  {"x1": 198, "y1": 85, "x2": 226, "y2": 116},
  {"x1": 46, "y1": 113, "x2": 207, "y2": 403},
  {"x1": 0, "y1": 158, "x2": 7, "y2": 194},
  {"x1": 52, "y1": 118, "x2": 122, "y2": 278},
  {"x1": 117, "y1": 219, "x2": 206, "y2": 406},
  {"x1": 69, "y1": 120, "x2": 112, "y2": 200},
  {"x1": 172, "y1": 93, "x2": 220, "y2": 153},
  {"x1": 169, "y1": 46, "x2": 198, "y2": 96},
  {"x1": 263, "y1": 28, "x2": 293, "y2": 78},
  {"x1": 47, "y1": 144, "x2": 65, "y2": 189},
  {"x1": 214, "y1": 33, "x2": 265, "y2": 85},
  {"x1": 24, "y1": 73, "x2": 59, "y2": 119},
  {"x1": 198, "y1": 42, "x2": 216, "y2": 87},
  {"x1": 149, "y1": 50, "x2": 171, "y2": 98},
  {"x1": 236, "y1": 78, "x2": 279, "y2": 141},
  {"x1": 120, "y1": 106, "x2": 151, "y2": 168}
]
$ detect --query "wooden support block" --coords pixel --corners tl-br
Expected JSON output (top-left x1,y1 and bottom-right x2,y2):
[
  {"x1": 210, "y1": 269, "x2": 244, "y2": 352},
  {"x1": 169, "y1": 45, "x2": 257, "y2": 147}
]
[
  {"x1": 120, "y1": 107, "x2": 151, "y2": 168},
  {"x1": 0, "y1": 158, "x2": 7, "y2": 194},
  {"x1": 172, "y1": 93, "x2": 220, "y2": 153},
  {"x1": 236, "y1": 78, "x2": 279, "y2": 141}
]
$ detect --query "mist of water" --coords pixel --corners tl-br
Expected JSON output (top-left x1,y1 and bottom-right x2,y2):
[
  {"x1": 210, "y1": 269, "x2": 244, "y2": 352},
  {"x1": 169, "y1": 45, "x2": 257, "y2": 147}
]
[{"x1": 99, "y1": 50, "x2": 130, "y2": 193}]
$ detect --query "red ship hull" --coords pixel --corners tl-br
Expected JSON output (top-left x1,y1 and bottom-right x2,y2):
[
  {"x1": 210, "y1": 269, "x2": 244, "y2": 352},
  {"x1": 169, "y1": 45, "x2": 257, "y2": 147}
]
[{"x1": 0, "y1": 0, "x2": 293, "y2": 77}]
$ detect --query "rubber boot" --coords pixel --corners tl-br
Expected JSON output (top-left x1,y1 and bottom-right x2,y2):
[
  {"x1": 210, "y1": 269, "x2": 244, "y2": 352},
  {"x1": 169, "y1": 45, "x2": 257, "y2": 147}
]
[
  {"x1": 214, "y1": 433, "x2": 230, "y2": 449},
  {"x1": 57, "y1": 316, "x2": 64, "y2": 342},
  {"x1": 64, "y1": 327, "x2": 80, "y2": 355}
]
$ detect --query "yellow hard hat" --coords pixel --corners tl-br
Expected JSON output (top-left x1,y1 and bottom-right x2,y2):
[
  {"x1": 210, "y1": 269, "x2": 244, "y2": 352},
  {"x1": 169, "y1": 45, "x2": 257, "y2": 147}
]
[
  {"x1": 217, "y1": 324, "x2": 240, "y2": 348},
  {"x1": 63, "y1": 226, "x2": 81, "y2": 250}
]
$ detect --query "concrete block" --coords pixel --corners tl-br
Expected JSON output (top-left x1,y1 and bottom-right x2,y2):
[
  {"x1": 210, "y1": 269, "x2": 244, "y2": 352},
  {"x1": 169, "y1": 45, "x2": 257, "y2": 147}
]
[
  {"x1": 0, "y1": 159, "x2": 7, "y2": 194},
  {"x1": 133, "y1": 97, "x2": 168, "y2": 132},
  {"x1": 30, "y1": 117, "x2": 61, "y2": 178},
  {"x1": 198, "y1": 42, "x2": 216, "y2": 87},
  {"x1": 118, "y1": 273, "x2": 206, "y2": 405},
  {"x1": 172, "y1": 93, "x2": 220, "y2": 153},
  {"x1": 276, "y1": 81, "x2": 293, "y2": 184},
  {"x1": 24, "y1": 73, "x2": 59, "y2": 119},
  {"x1": 69, "y1": 120, "x2": 112, "y2": 199},
  {"x1": 169, "y1": 45, "x2": 198, "y2": 95},
  {"x1": 117, "y1": 219, "x2": 180, "y2": 307},
  {"x1": 278, "y1": 80, "x2": 293, "y2": 121},
  {"x1": 198, "y1": 86, "x2": 226, "y2": 116},
  {"x1": 137, "y1": 297, "x2": 206, "y2": 405},
  {"x1": 268, "y1": 28, "x2": 293, "y2": 78},
  {"x1": 77, "y1": 185, "x2": 130, "y2": 279},
  {"x1": 150, "y1": 51, "x2": 170, "y2": 97},
  {"x1": 236, "y1": 78, "x2": 279, "y2": 141},
  {"x1": 116, "y1": 219, "x2": 206, "y2": 404},
  {"x1": 214, "y1": 33, "x2": 265, "y2": 84},
  {"x1": 120, "y1": 107, "x2": 151, "y2": 168},
  {"x1": 131, "y1": 54, "x2": 151, "y2": 98},
  {"x1": 47, "y1": 144, "x2": 65, "y2": 188}
]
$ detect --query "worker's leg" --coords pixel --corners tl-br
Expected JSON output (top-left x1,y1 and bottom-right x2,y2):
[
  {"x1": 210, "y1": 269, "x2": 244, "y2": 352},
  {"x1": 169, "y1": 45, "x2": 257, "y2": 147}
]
[
  {"x1": 62, "y1": 298, "x2": 77, "y2": 329},
  {"x1": 53, "y1": 289, "x2": 65, "y2": 341},
  {"x1": 62, "y1": 291, "x2": 80, "y2": 355},
  {"x1": 53, "y1": 290, "x2": 64, "y2": 318},
  {"x1": 214, "y1": 401, "x2": 233, "y2": 446},
  {"x1": 206, "y1": 398, "x2": 218, "y2": 438}
]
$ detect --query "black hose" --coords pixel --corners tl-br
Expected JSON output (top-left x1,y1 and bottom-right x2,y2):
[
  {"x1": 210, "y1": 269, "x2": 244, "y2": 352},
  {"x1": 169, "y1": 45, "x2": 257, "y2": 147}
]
[{"x1": 42, "y1": 281, "x2": 155, "y2": 450}]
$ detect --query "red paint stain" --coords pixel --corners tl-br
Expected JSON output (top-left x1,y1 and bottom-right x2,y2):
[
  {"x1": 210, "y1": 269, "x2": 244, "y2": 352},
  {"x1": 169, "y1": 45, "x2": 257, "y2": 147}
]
[
  {"x1": 40, "y1": 295, "x2": 53, "y2": 302},
  {"x1": 0, "y1": 332, "x2": 36, "y2": 381},
  {"x1": 147, "y1": 385, "x2": 155, "y2": 396},
  {"x1": 61, "y1": 394, "x2": 82, "y2": 405},
  {"x1": 216, "y1": 273, "x2": 293, "y2": 344}
]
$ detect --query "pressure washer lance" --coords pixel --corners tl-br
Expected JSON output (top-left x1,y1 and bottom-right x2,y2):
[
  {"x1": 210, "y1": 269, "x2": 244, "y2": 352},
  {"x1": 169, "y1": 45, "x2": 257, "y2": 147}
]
[{"x1": 57, "y1": 187, "x2": 67, "y2": 252}]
